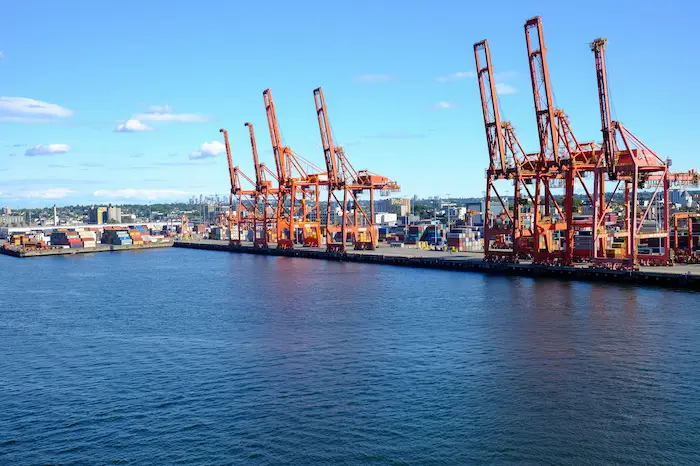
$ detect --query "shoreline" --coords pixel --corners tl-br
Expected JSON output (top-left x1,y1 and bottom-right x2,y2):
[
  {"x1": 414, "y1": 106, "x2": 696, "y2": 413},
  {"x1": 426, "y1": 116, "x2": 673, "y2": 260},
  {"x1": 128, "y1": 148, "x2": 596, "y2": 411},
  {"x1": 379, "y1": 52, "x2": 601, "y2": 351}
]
[
  {"x1": 1, "y1": 241, "x2": 173, "y2": 258},
  {"x1": 173, "y1": 240, "x2": 700, "y2": 290}
]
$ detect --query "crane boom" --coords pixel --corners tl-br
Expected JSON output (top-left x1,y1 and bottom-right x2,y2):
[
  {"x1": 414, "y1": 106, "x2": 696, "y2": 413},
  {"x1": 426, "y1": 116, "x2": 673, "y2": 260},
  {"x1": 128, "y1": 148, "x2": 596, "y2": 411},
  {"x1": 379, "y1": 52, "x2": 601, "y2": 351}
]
[
  {"x1": 313, "y1": 87, "x2": 339, "y2": 187},
  {"x1": 220, "y1": 128, "x2": 238, "y2": 194},
  {"x1": 525, "y1": 16, "x2": 559, "y2": 165},
  {"x1": 244, "y1": 122, "x2": 264, "y2": 192},
  {"x1": 263, "y1": 89, "x2": 287, "y2": 185},
  {"x1": 591, "y1": 38, "x2": 617, "y2": 177},
  {"x1": 474, "y1": 39, "x2": 507, "y2": 173}
]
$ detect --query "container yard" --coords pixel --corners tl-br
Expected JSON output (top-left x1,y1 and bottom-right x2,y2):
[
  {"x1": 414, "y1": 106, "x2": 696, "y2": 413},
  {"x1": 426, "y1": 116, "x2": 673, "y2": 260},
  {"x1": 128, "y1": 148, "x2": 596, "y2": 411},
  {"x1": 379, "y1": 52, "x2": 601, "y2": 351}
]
[
  {"x1": 197, "y1": 13, "x2": 700, "y2": 284},
  {"x1": 1, "y1": 225, "x2": 173, "y2": 258},
  {"x1": 4, "y1": 15, "x2": 700, "y2": 285}
]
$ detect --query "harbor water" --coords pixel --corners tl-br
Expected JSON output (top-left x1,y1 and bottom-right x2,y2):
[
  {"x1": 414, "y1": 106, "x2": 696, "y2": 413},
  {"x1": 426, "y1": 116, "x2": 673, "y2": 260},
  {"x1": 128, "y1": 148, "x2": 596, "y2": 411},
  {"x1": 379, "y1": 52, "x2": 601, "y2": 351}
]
[{"x1": 1, "y1": 248, "x2": 699, "y2": 464}]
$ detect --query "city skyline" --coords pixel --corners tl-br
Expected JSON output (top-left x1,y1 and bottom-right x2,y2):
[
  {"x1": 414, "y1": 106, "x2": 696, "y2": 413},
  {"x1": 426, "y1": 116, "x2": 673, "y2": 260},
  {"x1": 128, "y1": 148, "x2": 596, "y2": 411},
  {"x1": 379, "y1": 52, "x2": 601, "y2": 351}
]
[{"x1": 2, "y1": 0, "x2": 698, "y2": 206}]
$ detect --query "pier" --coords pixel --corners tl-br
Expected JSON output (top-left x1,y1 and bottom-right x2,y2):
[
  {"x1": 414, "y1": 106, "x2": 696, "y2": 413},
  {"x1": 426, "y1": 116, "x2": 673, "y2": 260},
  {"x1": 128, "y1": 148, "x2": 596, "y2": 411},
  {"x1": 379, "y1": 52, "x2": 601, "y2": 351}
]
[
  {"x1": 1, "y1": 241, "x2": 173, "y2": 258},
  {"x1": 174, "y1": 240, "x2": 700, "y2": 290}
]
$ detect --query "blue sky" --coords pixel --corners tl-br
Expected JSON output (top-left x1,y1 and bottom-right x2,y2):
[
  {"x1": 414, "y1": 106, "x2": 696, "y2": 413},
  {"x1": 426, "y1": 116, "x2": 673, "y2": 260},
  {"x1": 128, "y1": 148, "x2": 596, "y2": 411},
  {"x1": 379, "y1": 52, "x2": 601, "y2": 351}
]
[{"x1": 1, "y1": 0, "x2": 698, "y2": 207}]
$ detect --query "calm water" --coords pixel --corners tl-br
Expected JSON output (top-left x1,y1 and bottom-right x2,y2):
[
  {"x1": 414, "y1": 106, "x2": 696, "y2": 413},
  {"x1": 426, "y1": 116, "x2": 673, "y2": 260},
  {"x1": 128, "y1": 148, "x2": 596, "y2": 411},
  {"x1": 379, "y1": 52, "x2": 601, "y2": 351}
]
[{"x1": 1, "y1": 248, "x2": 699, "y2": 464}]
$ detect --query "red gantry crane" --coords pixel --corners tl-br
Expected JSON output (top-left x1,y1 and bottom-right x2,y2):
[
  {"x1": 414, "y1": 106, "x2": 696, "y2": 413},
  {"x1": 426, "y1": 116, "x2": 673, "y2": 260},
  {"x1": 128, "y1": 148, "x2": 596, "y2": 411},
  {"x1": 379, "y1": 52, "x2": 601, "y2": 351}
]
[
  {"x1": 263, "y1": 88, "x2": 325, "y2": 249},
  {"x1": 313, "y1": 87, "x2": 399, "y2": 252},
  {"x1": 220, "y1": 128, "x2": 259, "y2": 246},
  {"x1": 590, "y1": 38, "x2": 672, "y2": 268},
  {"x1": 244, "y1": 122, "x2": 279, "y2": 248},
  {"x1": 524, "y1": 16, "x2": 601, "y2": 265},
  {"x1": 474, "y1": 39, "x2": 537, "y2": 261},
  {"x1": 475, "y1": 16, "x2": 700, "y2": 269},
  {"x1": 524, "y1": 16, "x2": 568, "y2": 264}
]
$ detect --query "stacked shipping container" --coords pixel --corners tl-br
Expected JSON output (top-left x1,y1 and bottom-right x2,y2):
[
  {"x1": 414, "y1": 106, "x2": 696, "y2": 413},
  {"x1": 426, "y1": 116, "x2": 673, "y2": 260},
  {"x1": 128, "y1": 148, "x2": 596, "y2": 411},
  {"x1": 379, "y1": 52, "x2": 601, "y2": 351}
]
[
  {"x1": 446, "y1": 227, "x2": 482, "y2": 252},
  {"x1": 78, "y1": 230, "x2": 97, "y2": 248}
]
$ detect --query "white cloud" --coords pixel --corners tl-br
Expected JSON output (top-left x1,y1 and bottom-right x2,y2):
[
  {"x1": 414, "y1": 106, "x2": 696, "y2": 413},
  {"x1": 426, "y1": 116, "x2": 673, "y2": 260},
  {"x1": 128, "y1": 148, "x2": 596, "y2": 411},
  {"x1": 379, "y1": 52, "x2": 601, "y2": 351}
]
[
  {"x1": 0, "y1": 97, "x2": 73, "y2": 119},
  {"x1": 6, "y1": 188, "x2": 75, "y2": 199},
  {"x1": 436, "y1": 71, "x2": 475, "y2": 83},
  {"x1": 92, "y1": 188, "x2": 189, "y2": 200},
  {"x1": 25, "y1": 144, "x2": 71, "y2": 156},
  {"x1": 355, "y1": 74, "x2": 397, "y2": 83},
  {"x1": 429, "y1": 101, "x2": 456, "y2": 111},
  {"x1": 134, "y1": 105, "x2": 208, "y2": 123},
  {"x1": 189, "y1": 140, "x2": 225, "y2": 160},
  {"x1": 115, "y1": 119, "x2": 152, "y2": 132},
  {"x1": 495, "y1": 83, "x2": 517, "y2": 95},
  {"x1": 146, "y1": 105, "x2": 173, "y2": 114},
  {"x1": 0, "y1": 51, "x2": 4, "y2": 59}
]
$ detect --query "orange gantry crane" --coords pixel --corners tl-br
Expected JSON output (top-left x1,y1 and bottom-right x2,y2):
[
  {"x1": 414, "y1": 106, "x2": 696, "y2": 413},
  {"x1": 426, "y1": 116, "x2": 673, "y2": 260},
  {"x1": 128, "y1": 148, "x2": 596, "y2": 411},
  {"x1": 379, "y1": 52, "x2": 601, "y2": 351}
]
[
  {"x1": 263, "y1": 88, "x2": 325, "y2": 249},
  {"x1": 220, "y1": 128, "x2": 258, "y2": 246},
  {"x1": 523, "y1": 16, "x2": 601, "y2": 265},
  {"x1": 476, "y1": 15, "x2": 696, "y2": 269},
  {"x1": 244, "y1": 122, "x2": 279, "y2": 248},
  {"x1": 589, "y1": 38, "x2": 672, "y2": 267},
  {"x1": 473, "y1": 39, "x2": 536, "y2": 262},
  {"x1": 313, "y1": 87, "x2": 399, "y2": 252}
]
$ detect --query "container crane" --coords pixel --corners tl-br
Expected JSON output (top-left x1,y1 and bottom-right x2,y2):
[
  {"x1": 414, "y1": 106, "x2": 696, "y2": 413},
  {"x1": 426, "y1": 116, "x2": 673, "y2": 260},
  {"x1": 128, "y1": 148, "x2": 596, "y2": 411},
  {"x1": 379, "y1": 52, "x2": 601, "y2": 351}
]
[
  {"x1": 263, "y1": 89, "x2": 325, "y2": 249},
  {"x1": 524, "y1": 16, "x2": 601, "y2": 265},
  {"x1": 474, "y1": 39, "x2": 537, "y2": 261},
  {"x1": 590, "y1": 38, "x2": 671, "y2": 268},
  {"x1": 245, "y1": 122, "x2": 279, "y2": 248},
  {"x1": 220, "y1": 128, "x2": 259, "y2": 246},
  {"x1": 524, "y1": 16, "x2": 568, "y2": 263},
  {"x1": 313, "y1": 87, "x2": 399, "y2": 252}
]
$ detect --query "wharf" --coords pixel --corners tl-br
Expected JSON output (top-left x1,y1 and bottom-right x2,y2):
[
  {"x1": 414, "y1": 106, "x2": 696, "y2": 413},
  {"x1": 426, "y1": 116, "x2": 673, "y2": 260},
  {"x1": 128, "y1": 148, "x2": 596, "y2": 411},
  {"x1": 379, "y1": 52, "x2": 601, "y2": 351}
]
[
  {"x1": 174, "y1": 239, "x2": 700, "y2": 290},
  {"x1": 1, "y1": 241, "x2": 173, "y2": 258}
]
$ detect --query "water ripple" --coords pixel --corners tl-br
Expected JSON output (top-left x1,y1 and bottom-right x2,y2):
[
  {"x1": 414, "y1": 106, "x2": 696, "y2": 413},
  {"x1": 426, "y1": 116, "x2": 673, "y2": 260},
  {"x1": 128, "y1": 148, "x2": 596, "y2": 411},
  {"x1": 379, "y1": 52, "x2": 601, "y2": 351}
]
[{"x1": 1, "y1": 249, "x2": 699, "y2": 464}]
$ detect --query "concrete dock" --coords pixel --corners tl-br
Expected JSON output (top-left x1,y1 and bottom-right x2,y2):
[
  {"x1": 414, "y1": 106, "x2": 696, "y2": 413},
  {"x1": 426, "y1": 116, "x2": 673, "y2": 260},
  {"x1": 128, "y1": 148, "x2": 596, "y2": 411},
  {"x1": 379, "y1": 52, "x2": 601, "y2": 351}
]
[
  {"x1": 174, "y1": 239, "x2": 700, "y2": 290},
  {"x1": 1, "y1": 241, "x2": 173, "y2": 258}
]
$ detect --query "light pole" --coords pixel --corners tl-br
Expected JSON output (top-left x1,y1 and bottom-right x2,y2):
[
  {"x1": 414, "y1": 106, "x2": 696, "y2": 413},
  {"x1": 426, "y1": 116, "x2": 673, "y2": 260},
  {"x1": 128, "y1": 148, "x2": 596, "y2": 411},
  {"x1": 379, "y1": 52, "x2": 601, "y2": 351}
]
[
  {"x1": 446, "y1": 193, "x2": 451, "y2": 232},
  {"x1": 434, "y1": 196, "x2": 439, "y2": 247}
]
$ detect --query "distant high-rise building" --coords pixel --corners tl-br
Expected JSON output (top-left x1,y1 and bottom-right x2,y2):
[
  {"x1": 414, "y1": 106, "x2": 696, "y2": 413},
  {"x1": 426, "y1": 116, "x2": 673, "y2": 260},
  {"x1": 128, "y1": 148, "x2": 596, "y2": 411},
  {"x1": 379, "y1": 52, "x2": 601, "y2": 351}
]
[
  {"x1": 53, "y1": 205, "x2": 58, "y2": 226},
  {"x1": 377, "y1": 198, "x2": 411, "y2": 217},
  {"x1": 107, "y1": 205, "x2": 122, "y2": 223},
  {"x1": 670, "y1": 189, "x2": 683, "y2": 205},
  {"x1": 308, "y1": 206, "x2": 341, "y2": 225},
  {"x1": 121, "y1": 213, "x2": 137, "y2": 223},
  {"x1": 1, "y1": 206, "x2": 10, "y2": 216},
  {"x1": 89, "y1": 207, "x2": 108, "y2": 224}
]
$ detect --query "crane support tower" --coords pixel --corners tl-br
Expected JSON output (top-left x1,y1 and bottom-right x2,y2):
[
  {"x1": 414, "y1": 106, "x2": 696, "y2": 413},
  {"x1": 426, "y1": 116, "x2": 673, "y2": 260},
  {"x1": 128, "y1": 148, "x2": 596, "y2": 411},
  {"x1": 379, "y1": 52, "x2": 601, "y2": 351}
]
[
  {"x1": 590, "y1": 38, "x2": 672, "y2": 268},
  {"x1": 263, "y1": 89, "x2": 325, "y2": 249},
  {"x1": 473, "y1": 39, "x2": 536, "y2": 261},
  {"x1": 244, "y1": 122, "x2": 279, "y2": 248},
  {"x1": 313, "y1": 87, "x2": 399, "y2": 252},
  {"x1": 220, "y1": 128, "x2": 259, "y2": 246},
  {"x1": 522, "y1": 16, "x2": 602, "y2": 265}
]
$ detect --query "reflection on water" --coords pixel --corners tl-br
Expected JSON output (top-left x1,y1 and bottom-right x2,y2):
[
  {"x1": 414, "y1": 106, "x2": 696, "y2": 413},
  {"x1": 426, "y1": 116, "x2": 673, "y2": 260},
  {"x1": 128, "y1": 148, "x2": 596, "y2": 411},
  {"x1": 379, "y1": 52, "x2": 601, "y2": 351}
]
[{"x1": 1, "y1": 249, "x2": 699, "y2": 464}]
